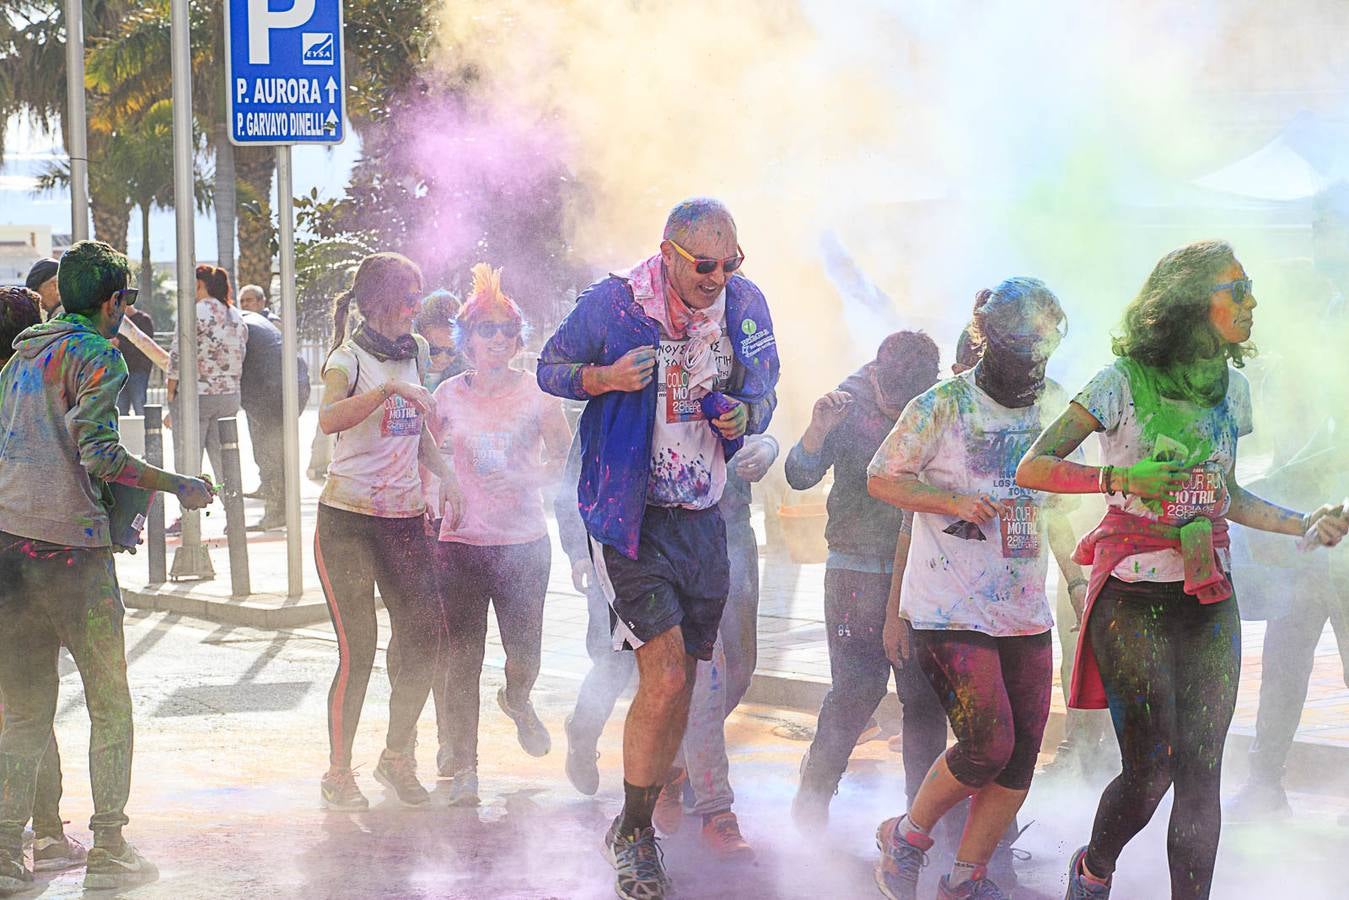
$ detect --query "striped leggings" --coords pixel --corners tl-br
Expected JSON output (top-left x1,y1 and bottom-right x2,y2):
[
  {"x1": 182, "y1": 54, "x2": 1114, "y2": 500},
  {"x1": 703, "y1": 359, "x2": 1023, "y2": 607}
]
[{"x1": 314, "y1": 504, "x2": 443, "y2": 769}]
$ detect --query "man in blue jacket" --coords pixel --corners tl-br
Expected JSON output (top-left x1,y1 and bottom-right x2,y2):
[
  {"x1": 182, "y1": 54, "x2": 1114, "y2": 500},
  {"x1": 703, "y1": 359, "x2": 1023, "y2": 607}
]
[{"x1": 538, "y1": 198, "x2": 778, "y2": 900}]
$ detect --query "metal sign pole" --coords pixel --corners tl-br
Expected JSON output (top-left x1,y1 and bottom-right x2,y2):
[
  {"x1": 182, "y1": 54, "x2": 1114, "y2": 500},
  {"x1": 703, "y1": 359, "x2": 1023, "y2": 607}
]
[
  {"x1": 276, "y1": 145, "x2": 303, "y2": 598},
  {"x1": 169, "y1": 0, "x2": 211, "y2": 579},
  {"x1": 63, "y1": 0, "x2": 88, "y2": 241}
]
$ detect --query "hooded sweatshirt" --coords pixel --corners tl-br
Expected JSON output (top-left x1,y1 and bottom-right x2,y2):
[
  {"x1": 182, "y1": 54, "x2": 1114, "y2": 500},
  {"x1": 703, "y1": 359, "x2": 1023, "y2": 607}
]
[
  {"x1": 785, "y1": 363, "x2": 910, "y2": 566},
  {"x1": 0, "y1": 317, "x2": 143, "y2": 547}
]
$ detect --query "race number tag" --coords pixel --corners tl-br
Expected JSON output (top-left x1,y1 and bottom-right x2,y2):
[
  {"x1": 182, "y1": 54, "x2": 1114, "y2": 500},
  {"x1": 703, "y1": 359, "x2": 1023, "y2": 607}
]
[
  {"x1": 999, "y1": 496, "x2": 1041, "y2": 558},
  {"x1": 380, "y1": 396, "x2": 421, "y2": 437},
  {"x1": 1162, "y1": 463, "x2": 1225, "y2": 523},
  {"x1": 660, "y1": 342, "x2": 703, "y2": 424}
]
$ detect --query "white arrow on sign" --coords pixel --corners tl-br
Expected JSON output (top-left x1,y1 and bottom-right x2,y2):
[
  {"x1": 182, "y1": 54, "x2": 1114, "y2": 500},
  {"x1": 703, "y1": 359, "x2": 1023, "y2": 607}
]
[
  {"x1": 325, "y1": 76, "x2": 337, "y2": 104},
  {"x1": 324, "y1": 110, "x2": 339, "y2": 132}
]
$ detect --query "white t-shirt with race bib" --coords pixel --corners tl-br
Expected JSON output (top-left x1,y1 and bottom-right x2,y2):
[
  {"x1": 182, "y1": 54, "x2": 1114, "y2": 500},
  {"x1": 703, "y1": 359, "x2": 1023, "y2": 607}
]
[
  {"x1": 647, "y1": 293, "x2": 733, "y2": 509},
  {"x1": 320, "y1": 340, "x2": 427, "y2": 518},
  {"x1": 868, "y1": 372, "x2": 1065, "y2": 636},
  {"x1": 1073, "y1": 360, "x2": 1253, "y2": 582}
]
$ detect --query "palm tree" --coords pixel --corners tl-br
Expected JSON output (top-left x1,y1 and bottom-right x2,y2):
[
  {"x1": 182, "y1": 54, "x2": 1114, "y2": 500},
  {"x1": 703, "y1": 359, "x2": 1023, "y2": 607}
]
[{"x1": 1, "y1": 1, "x2": 132, "y2": 249}]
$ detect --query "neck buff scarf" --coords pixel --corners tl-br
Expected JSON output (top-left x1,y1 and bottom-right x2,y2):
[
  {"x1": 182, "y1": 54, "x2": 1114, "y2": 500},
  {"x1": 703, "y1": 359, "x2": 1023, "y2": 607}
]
[
  {"x1": 616, "y1": 253, "x2": 722, "y2": 394},
  {"x1": 974, "y1": 341, "x2": 1046, "y2": 408},
  {"x1": 353, "y1": 321, "x2": 419, "y2": 362}
]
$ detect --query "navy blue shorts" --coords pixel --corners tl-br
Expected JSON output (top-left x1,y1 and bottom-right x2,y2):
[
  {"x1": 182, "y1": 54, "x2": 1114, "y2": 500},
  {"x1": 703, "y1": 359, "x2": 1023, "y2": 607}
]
[{"x1": 592, "y1": 505, "x2": 730, "y2": 661}]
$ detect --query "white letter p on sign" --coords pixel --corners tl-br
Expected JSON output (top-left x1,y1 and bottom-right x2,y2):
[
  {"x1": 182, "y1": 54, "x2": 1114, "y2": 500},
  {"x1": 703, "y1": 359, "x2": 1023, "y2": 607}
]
[{"x1": 247, "y1": 0, "x2": 317, "y2": 65}]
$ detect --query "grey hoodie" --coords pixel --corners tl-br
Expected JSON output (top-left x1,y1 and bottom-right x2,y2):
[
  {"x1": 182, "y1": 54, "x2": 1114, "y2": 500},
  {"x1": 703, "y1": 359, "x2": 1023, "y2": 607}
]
[{"x1": 0, "y1": 317, "x2": 143, "y2": 547}]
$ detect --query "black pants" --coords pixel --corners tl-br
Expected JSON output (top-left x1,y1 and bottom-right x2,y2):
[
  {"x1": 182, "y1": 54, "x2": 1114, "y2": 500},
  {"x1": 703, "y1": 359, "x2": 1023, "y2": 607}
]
[
  {"x1": 246, "y1": 410, "x2": 285, "y2": 518},
  {"x1": 1085, "y1": 578, "x2": 1240, "y2": 900},
  {"x1": 439, "y1": 537, "x2": 552, "y2": 771},
  {"x1": 0, "y1": 533, "x2": 133, "y2": 854},
  {"x1": 313, "y1": 505, "x2": 443, "y2": 770},
  {"x1": 1247, "y1": 599, "x2": 1329, "y2": 784},
  {"x1": 802, "y1": 567, "x2": 949, "y2": 804}
]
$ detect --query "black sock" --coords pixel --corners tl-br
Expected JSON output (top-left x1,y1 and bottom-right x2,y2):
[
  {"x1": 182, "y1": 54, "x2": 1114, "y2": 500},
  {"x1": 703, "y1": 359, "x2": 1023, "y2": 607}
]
[{"x1": 618, "y1": 781, "x2": 662, "y2": 836}]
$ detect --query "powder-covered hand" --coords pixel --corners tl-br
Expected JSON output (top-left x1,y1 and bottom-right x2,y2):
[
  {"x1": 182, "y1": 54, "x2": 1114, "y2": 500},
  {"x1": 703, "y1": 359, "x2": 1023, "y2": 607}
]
[
  {"x1": 1306, "y1": 502, "x2": 1349, "y2": 547},
  {"x1": 175, "y1": 476, "x2": 215, "y2": 510},
  {"x1": 949, "y1": 492, "x2": 999, "y2": 525},
  {"x1": 1119, "y1": 459, "x2": 1190, "y2": 503},
  {"x1": 712, "y1": 399, "x2": 748, "y2": 440}
]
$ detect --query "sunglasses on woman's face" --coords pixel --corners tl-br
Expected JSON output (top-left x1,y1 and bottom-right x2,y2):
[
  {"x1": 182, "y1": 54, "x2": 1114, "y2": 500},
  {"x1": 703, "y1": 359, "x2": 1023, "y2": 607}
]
[
  {"x1": 1211, "y1": 278, "x2": 1254, "y2": 306},
  {"x1": 473, "y1": 321, "x2": 521, "y2": 339},
  {"x1": 668, "y1": 239, "x2": 746, "y2": 276},
  {"x1": 428, "y1": 345, "x2": 454, "y2": 357}
]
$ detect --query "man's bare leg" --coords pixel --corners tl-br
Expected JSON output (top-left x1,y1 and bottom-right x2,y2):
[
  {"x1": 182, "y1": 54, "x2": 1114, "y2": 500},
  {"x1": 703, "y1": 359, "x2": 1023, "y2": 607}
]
[{"x1": 617, "y1": 626, "x2": 697, "y2": 835}]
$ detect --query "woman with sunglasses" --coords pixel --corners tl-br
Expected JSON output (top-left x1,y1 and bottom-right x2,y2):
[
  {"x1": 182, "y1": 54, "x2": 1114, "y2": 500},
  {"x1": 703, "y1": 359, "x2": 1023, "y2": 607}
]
[
  {"x1": 1016, "y1": 240, "x2": 1347, "y2": 900},
  {"x1": 314, "y1": 252, "x2": 462, "y2": 811},
  {"x1": 430, "y1": 264, "x2": 571, "y2": 806},
  {"x1": 868, "y1": 278, "x2": 1086, "y2": 900}
]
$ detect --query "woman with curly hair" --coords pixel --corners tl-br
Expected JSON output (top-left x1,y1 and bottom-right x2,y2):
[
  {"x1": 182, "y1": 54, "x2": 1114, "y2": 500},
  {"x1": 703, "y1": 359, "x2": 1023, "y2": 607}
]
[
  {"x1": 430, "y1": 264, "x2": 571, "y2": 806},
  {"x1": 1016, "y1": 240, "x2": 1348, "y2": 900}
]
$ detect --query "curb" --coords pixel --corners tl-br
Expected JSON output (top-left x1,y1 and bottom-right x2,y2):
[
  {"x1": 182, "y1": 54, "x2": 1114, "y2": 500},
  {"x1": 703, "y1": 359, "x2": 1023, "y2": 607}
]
[{"x1": 124, "y1": 586, "x2": 330, "y2": 629}]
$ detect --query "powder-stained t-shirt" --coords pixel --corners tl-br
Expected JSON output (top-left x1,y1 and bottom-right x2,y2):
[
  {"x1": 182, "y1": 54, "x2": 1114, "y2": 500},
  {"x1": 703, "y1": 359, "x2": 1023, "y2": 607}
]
[
  {"x1": 1074, "y1": 360, "x2": 1253, "y2": 582},
  {"x1": 647, "y1": 292, "x2": 733, "y2": 509},
  {"x1": 319, "y1": 341, "x2": 426, "y2": 518},
  {"x1": 868, "y1": 371, "x2": 1065, "y2": 636},
  {"x1": 434, "y1": 370, "x2": 568, "y2": 546}
]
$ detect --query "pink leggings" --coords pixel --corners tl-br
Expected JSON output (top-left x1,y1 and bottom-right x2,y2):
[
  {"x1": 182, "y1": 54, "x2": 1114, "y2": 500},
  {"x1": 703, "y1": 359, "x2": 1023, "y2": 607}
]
[{"x1": 914, "y1": 628, "x2": 1053, "y2": 791}]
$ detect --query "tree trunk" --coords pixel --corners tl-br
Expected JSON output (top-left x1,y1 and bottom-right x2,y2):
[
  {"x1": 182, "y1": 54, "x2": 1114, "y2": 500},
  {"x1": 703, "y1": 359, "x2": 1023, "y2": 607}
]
[
  {"x1": 90, "y1": 188, "x2": 130, "y2": 253},
  {"x1": 234, "y1": 145, "x2": 275, "y2": 292},
  {"x1": 212, "y1": 125, "x2": 237, "y2": 283},
  {"x1": 139, "y1": 202, "x2": 153, "y2": 302}
]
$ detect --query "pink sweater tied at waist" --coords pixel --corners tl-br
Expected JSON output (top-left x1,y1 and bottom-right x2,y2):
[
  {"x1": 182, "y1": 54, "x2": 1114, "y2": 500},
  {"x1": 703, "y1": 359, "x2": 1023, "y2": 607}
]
[{"x1": 1068, "y1": 506, "x2": 1232, "y2": 709}]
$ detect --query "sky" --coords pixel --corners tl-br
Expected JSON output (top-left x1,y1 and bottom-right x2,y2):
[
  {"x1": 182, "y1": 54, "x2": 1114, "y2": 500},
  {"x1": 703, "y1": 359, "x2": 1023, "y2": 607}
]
[{"x1": 0, "y1": 113, "x2": 359, "y2": 261}]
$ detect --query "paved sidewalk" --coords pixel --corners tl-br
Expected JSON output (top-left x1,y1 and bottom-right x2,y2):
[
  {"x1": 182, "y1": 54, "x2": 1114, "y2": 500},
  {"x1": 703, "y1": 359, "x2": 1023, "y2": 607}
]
[{"x1": 116, "y1": 408, "x2": 1349, "y2": 787}]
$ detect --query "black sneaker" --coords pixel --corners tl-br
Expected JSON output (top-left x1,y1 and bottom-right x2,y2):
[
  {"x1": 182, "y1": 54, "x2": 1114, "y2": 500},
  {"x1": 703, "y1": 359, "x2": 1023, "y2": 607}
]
[
  {"x1": 374, "y1": 750, "x2": 431, "y2": 807},
  {"x1": 0, "y1": 848, "x2": 33, "y2": 896},
  {"x1": 497, "y1": 687, "x2": 551, "y2": 757},
  {"x1": 32, "y1": 832, "x2": 88, "y2": 872},
  {"x1": 564, "y1": 715, "x2": 601, "y2": 796},
  {"x1": 320, "y1": 768, "x2": 369, "y2": 811},
  {"x1": 82, "y1": 843, "x2": 159, "y2": 892},
  {"x1": 603, "y1": 818, "x2": 669, "y2": 900}
]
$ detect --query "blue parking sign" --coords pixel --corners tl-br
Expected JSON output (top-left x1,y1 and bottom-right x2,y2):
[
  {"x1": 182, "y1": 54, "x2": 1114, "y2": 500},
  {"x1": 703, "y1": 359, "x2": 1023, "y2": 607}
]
[{"x1": 225, "y1": 0, "x2": 346, "y2": 145}]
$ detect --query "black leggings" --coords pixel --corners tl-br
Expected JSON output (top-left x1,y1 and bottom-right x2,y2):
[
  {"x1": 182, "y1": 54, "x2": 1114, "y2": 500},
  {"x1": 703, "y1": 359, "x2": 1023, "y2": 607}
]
[
  {"x1": 1085, "y1": 577, "x2": 1240, "y2": 900},
  {"x1": 314, "y1": 504, "x2": 443, "y2": 770},
  {"x1": 439, "y1": 537, "x2": 552, "y2": 771}
]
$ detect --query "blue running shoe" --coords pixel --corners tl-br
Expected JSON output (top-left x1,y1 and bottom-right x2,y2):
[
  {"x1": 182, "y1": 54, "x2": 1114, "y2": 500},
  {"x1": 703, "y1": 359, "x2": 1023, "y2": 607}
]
[
  {"x1": 938, "y1": 868, "x2": 1007, "y2": 898},
  {"x1": 874, "y1": 816, "x2": 933, "y2": 900},
  {"x1": 1064, "y1": 846, "x2": 1111, "y2": 899}
]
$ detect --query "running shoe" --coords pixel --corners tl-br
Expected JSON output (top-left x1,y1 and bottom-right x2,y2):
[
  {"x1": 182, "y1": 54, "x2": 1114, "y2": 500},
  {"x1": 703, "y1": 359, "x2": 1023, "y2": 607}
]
[
  {"x1": 1064, "y1": 846, "x2": 1111, "y2": 899},
  {"x1": 791, "y1": 748, "x2": 838, "y2": 831},
  {"x1": 436, "y1": 743, "x2": 456, "y2": 780},
  {"x1": 564, "y1": 714, "x2": 601, "y2": 796},
  {"x1": 497, "y1": 687, "x2": 552, "y2": 757},
  {"x1": 986, "y1": 820, "x2": 1031, "y2": 891},
  {"x1": 374, "y1": 750, "x2": 431, "y2": 807},
  {"x1": 700, "y1": 810, "x2": 754, "y2": 861},
  {"x1": 320, "y1": 768, "x2": 369, "y2": 811},
  {"x1": 446, "y1": 768, "x2": 480, "y2": 808},
  {"x1": 82, "y1": 843, "x2": 159, "y2": 892},
  {"x1": 1226, "y1": 778, "x2": 1292, "y2": 821},
  {"x1": 652, "y1": 769, "x2": 687, "y2": 835},
  {"x1": 0, "y1": 848, "x2": 32, "y2": 896},
  {"x1": 603, "y1": 818, "x2": 670, "y2": 900},
  {"x1": 937, "y1": 869, "x2": 1007, "y2": 899},
  {"x1": 32, "y1": 833, "x2": 88, "y2": 872},
  {"x1": 874, "y1": 816, "x2": 933, "y2": 900}
]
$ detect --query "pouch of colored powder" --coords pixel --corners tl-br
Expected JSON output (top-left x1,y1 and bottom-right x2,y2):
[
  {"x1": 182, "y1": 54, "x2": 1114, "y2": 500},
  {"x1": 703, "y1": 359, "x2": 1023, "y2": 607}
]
[
  {"x1": 108, "y1": 481, "x2": 156, "y2": 553},
  {"x1": 700, "y1": 391, "x2": 739, "y2": 434},
  {"x1": 943, "y1": 520, "x2": 987, "y2": 541}
]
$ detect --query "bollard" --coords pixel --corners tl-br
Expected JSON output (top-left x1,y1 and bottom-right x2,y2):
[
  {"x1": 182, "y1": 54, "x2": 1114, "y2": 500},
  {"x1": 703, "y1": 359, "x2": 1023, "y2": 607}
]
[
  {"x1": 217, "y1": 417, "x2": 252, "y2": 598},
  {"x1": 144, "y1": 404, "x2": 167, "y2": 584}
]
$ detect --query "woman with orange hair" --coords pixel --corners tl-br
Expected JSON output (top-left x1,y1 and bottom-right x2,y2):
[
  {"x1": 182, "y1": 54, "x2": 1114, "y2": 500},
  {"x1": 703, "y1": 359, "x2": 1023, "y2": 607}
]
[{"x1": 431, "y1": 264, "x2": 572, "y2": 806}]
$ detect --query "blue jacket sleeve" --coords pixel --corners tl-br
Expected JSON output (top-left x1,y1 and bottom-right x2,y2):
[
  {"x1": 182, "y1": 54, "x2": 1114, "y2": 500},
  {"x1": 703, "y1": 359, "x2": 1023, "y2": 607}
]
[
  {"x1": 784, "y1": 437, "x2": 831, "y2": 491},
  {"x1": 537, "y1": 284, "x2": 608, "y2": 400}
]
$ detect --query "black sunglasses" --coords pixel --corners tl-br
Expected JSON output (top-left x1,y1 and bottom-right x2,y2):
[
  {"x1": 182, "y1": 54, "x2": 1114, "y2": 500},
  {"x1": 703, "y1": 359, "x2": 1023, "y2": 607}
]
[
  {"x1": 473, "y1": 321, "x2": 521, "y2": 339},
  {"x1": 114, "y1": 288, "x2": 139, "y2": 306},
  {"x1": 428, "y1": 345, "x2": 454, "y2": 357},
  {"x1": 1210, "y1": 278, "x2": 1254, "y2": 306}
]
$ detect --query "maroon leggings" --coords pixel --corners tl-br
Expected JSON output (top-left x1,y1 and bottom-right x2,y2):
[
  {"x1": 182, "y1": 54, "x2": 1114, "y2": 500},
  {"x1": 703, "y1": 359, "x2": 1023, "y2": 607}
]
[{"x1": 914, "y1": 628, "x2": 1053, "y2": 791}]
